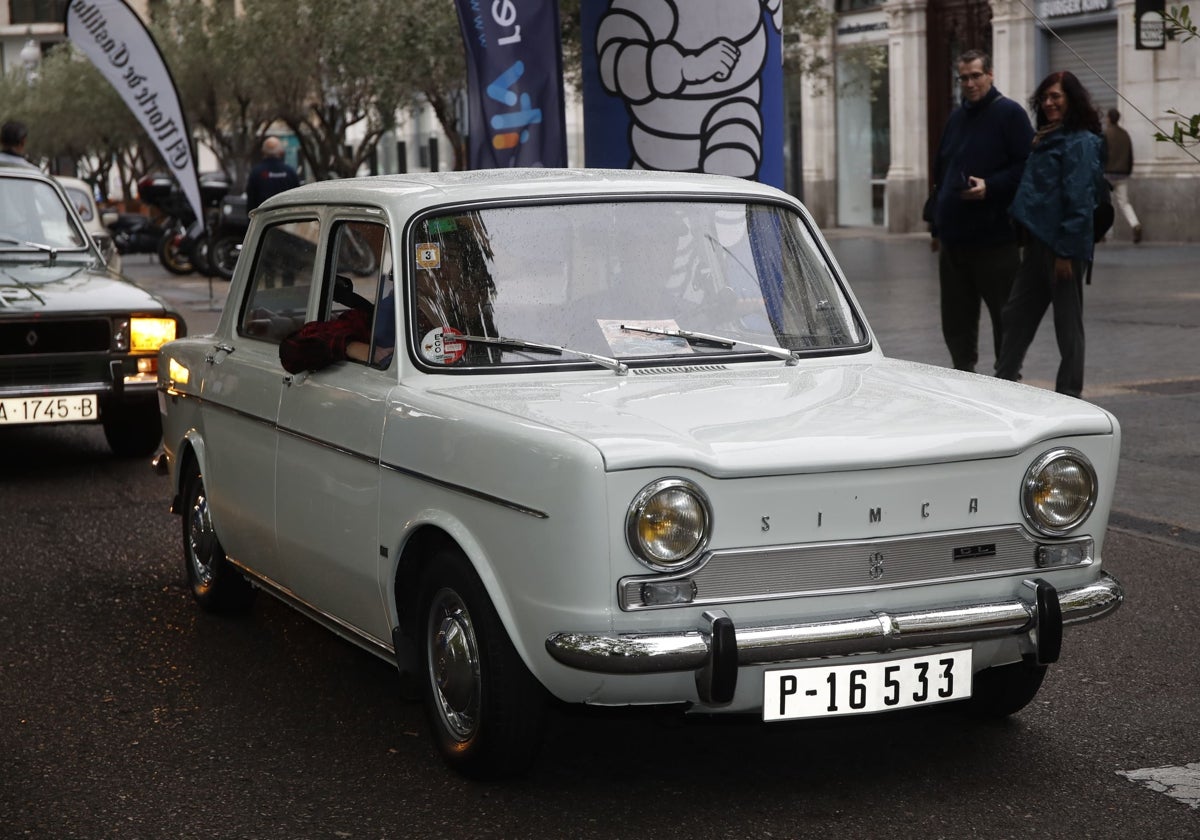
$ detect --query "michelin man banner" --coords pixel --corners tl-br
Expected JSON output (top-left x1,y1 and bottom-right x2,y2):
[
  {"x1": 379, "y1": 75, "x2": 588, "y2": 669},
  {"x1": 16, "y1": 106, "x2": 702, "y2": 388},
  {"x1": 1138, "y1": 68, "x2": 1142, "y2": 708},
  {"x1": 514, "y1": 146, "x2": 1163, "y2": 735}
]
[
  {"x1": 64, "y1": 0, "x2": 204, "y2": 231},
  {"x1": 582, "y1": 0, "x2": 785, "y2": 188},
  {"x1": 454, "y1": 0, "x2": 568, "y2": 168}
]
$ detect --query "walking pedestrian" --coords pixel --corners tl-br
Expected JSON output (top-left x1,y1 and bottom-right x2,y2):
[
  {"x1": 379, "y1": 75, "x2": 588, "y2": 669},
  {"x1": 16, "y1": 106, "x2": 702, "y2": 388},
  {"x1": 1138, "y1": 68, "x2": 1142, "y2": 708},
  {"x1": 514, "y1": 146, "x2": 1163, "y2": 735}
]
[
  {"x1": 246, "y1": 136, "x2": 300, "y2": 210},
  {"x1": 1104, "y1": 109, "x2": 1142, "y2": 243},
  {"x1": 927, "y1": 50, "x2": 1033, "y2": 373},
  {"x1": 995, "y1": 71, "x2": 1105, "y2": 398},
  {"x1": 0, "y1": 120, "x2": 38, "y2": 169}
]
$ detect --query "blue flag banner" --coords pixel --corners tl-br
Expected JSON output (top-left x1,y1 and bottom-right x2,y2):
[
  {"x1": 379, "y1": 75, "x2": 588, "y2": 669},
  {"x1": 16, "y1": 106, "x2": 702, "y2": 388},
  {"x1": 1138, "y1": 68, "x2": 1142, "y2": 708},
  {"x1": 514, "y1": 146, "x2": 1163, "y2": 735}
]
[
  {"x1": 453, "y1": 0, "x2": 567, "y2": 168},
  {"x1": 64, "y1": 0, "x2": 204, "y2": 231},
  {"x1": 581, "y1": 0, "x2": 784, "y2": 188}
]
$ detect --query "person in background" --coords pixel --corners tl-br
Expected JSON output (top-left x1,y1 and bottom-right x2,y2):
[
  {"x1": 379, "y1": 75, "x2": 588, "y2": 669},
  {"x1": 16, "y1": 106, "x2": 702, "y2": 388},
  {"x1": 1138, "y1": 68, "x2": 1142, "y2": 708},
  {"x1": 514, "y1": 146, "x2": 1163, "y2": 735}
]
[
  {"x1": 1104, "y1": 108, "x2": 1142, "y2": 243},
  {"x1": 995, "y1": 71, "x2": 1105, "y2": 398},
  {"x1": 0, "y1": 120, "x2": 38, "y2": 169},
  {"x1": 246, "y1": 136, "x2": 299, "y2": 210},
  {"x1": 927, "y1": 50, "x2": 1034, "y2": 374}
]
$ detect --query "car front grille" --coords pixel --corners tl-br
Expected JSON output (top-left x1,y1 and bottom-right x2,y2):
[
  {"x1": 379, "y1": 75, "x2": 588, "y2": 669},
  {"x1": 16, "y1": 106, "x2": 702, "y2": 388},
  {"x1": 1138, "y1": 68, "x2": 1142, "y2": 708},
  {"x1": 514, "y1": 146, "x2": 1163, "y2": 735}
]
[
  {"x1": 619, "y1": 526, "x2": 1087, "y2": 610},
  {"x1": 0, "y1": 359, "x2": 99, "y2": 388},
  {"x1": 0, "y1": 319, "x2": 111, "y2": 356}
]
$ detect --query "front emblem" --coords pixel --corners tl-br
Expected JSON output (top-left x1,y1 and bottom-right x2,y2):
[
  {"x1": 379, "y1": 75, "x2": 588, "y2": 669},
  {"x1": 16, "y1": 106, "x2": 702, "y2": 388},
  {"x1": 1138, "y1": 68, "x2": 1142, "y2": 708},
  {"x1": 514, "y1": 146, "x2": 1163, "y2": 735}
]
[
  {"x1": 868, "y1": 551, "x2": 885, "y2": 580},
  {"x1": 25, "y1": 329, "x2": 38, "y2": 348}
]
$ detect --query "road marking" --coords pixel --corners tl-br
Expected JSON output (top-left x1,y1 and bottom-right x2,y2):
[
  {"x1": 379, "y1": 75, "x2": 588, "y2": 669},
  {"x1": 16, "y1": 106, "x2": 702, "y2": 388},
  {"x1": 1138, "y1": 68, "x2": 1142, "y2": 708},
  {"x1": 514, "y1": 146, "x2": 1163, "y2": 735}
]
[{"x1": 1117, "y1": 763, "x2": 1200, "y2": 810}]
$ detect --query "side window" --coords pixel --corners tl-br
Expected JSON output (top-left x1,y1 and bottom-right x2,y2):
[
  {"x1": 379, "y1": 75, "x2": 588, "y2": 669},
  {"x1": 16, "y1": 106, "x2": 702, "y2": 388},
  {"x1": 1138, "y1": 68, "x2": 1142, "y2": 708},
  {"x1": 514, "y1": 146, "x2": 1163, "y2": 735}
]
[
  {"x1": 324, "y1": 220, "x2": 394, "y2": 369},
  {"x1": 239, "y1": 219, "x2": 320, "y2": 342}
]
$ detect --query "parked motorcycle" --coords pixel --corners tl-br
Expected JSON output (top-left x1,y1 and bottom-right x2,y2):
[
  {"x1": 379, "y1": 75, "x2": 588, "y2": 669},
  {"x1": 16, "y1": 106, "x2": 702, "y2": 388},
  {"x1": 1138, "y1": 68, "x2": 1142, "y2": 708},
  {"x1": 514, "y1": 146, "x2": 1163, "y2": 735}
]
[
  {"x1": 136, "y1": 172, "x2": 232, "y2": 276},
  {"x1": 207, "y1": 194, "x2": 249, "y2": 280},
  {"x1": 108, "y1": 212, "x2": 165, "y2": 255}
]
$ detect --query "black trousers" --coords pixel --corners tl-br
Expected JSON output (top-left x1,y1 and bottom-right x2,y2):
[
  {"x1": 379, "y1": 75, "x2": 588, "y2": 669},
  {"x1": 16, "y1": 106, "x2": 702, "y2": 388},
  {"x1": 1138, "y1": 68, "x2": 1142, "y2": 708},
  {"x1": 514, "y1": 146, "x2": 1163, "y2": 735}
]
[
  {"x1": 995, "y1": 236, "x2": 1086, "y2": 398},
  {"x1": 938, "y1": 241, "x2": 1020, "y2": 372}
]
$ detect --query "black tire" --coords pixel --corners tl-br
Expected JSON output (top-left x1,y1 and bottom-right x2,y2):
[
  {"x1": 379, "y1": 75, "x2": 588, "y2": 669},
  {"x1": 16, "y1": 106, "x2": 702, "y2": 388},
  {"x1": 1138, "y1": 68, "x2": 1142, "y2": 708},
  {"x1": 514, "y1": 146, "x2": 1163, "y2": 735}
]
[
  {"x1": 181, "y1": 466, "x2": 256, "y2": 614},
  {"x1": 969, "y1": 658, "x2": 1048, "y2": 718},
  {"x1": 192, "y1": 237, "x2": 214, "y2": 277},
  {"x1": 101, "y1": 399, "x2": 162, "y2": 458},
  {"x1": 418, "y1": 546, "x2": 546, "y2": 779},
  {"x1": 209, "y1": 234, "x2": 241, "y2": 280},
  {"x1": 158, "y1": 228, "x2": 194, "y2": 275}
]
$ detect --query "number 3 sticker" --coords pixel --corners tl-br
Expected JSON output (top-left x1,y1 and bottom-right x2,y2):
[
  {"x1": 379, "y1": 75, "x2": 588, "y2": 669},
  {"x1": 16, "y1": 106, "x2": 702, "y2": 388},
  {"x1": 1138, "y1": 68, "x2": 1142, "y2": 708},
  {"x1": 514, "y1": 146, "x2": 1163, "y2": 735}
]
[
  {"x1": 420, "y1": 326, "x2": 465, "y2": 365},
  {"x1": 415, "y1": 243, "x2": 441, "y2": 269}
]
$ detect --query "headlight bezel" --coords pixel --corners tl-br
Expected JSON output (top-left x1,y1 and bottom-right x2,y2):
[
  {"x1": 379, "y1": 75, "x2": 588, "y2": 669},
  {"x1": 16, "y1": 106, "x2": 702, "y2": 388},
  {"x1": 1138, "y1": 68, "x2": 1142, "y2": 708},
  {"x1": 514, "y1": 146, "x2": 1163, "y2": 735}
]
[
  {"x1": 1021, "y1": 447, "x2": 1098, "y2": 537},
  {"x1": 625, "y1": 478, "x2": 713, "y2": 573}
]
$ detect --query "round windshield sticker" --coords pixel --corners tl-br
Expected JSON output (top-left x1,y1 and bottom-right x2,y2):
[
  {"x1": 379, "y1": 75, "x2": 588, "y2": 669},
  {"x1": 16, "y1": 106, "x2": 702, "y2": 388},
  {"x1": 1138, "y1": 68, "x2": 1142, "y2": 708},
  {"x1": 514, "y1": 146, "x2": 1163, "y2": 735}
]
[
  {"x1": 421, "y1": 326, "x2": 466, "y2": 365},
  {"x1": 416, "y1": 243, "x2": 441, "y2": 269}
]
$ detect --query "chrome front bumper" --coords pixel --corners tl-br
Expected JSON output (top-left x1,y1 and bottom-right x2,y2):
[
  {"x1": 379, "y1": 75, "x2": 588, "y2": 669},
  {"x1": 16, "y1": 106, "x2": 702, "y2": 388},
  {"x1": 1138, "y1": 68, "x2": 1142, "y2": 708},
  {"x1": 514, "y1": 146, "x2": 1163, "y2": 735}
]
[{"x1": 545, "y1": 573, "x2": 1123, "y2": 704}]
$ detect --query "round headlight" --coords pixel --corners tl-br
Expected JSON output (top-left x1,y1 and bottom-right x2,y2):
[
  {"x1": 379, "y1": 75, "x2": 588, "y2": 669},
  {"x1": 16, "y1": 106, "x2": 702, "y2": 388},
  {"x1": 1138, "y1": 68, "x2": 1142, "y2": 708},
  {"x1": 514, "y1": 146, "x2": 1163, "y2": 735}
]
[
  {"x1": 1021, "y1": 448, "x2": 1097, "y2": 536},
  {"x1": 626, "y1": 479, "x2": 712, "y2": 572}
]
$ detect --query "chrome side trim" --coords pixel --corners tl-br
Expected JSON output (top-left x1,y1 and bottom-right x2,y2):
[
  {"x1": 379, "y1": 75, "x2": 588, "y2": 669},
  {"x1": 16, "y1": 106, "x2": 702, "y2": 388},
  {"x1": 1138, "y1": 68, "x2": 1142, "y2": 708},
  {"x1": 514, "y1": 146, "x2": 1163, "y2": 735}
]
[
  {"x1": 380, "y1": 461, "x2": 550, "y2": 520},
  {"x1": 226, "y1": 556, "x2": 396, "y2": 663},
  {"x1": 546, "y1": 573, "x2": 1123, "y2": 675},
  {"x1": 175, "y1": 394, "x2": 549, "y2": 520}
]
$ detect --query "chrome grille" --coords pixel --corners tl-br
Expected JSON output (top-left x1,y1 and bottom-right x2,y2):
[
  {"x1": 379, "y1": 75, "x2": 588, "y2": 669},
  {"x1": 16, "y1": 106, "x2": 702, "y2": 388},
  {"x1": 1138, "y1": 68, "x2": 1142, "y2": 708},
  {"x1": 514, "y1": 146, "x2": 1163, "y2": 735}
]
[{"x1": 619, "y1": 526, "x2": 1090, "y2": 610}]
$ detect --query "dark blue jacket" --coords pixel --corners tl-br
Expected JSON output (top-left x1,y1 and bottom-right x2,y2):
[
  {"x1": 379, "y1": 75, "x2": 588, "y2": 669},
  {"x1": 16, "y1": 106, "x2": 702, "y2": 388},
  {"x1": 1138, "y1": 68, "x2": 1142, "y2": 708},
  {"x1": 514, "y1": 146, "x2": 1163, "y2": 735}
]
[
  {"x1": 1010, "y1": 128, "x2": 1104, "y2": 263},
  {"x1": 246, "y1": 156, "x2": 300, "y2": 210},
  {"x1": 930, "y1": 87, "x2": 1033, "y2": 246}
]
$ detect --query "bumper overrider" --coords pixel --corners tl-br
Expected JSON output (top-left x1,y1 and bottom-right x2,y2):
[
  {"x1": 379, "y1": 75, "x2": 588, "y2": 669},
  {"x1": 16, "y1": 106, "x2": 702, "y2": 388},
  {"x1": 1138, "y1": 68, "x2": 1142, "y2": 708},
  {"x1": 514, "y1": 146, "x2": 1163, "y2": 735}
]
[{"x1": 545, "y1": 573, "x2": 1123, "y2": 705}]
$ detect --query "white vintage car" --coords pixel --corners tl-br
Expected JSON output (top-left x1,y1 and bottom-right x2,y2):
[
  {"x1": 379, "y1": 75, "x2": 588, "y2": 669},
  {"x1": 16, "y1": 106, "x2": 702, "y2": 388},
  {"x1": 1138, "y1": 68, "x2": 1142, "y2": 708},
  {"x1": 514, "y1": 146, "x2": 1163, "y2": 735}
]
[{"x1": 157, "y1": 169, "x2": 1123, "y2": 778}]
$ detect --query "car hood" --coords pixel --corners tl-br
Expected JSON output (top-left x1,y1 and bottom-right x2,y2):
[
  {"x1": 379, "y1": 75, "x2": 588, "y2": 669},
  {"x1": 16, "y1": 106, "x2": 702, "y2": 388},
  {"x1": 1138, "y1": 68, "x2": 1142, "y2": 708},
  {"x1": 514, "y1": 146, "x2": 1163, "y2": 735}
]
[
  {"x1": 428, "y1": 359, "x2": 1117, "y2": 474},
  {"x1": 0, "y1": 261, "x2": 164, "y2": 314}
]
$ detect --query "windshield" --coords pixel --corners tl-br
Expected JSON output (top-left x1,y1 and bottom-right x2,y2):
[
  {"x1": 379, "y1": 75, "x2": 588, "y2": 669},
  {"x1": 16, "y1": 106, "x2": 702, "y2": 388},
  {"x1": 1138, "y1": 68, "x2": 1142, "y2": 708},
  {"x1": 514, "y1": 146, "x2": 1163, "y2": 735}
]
[
  {"x1": 0, "y1": 177, "x2": 89, "y2": 252},
  {"x1": 408, "y1": 200, "x2": 865, "y2": 370}
]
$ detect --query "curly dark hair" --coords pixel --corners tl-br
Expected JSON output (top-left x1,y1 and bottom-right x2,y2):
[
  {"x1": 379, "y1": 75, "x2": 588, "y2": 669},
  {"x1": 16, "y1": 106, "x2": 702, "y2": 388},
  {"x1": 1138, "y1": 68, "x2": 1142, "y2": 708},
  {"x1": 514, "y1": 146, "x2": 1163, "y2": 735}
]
[{"x1": 1028, "y1": 71, "x2": 1102, "y2": 133}]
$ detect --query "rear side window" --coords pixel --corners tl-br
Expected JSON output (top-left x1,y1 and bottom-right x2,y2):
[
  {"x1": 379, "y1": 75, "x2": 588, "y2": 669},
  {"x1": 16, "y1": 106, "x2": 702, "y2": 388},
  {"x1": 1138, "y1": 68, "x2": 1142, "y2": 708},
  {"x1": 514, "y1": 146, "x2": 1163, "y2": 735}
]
[{"x1": 239, "y1": 219, "x2": 320, "y2": 343}]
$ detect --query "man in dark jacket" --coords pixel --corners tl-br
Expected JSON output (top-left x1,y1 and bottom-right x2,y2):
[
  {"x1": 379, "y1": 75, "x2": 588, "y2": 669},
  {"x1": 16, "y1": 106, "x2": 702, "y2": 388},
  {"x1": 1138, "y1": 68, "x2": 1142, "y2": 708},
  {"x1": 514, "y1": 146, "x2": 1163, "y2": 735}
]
[
  {"x1": 1104, "y1": 109, "x2": 1141, "y2": 243},
  {"x1": 246, "y1": 136, "x2": 300, "y2": 210},
  {"x1": 928, "y1": 50, "x2": 1033, "y2": 373}
]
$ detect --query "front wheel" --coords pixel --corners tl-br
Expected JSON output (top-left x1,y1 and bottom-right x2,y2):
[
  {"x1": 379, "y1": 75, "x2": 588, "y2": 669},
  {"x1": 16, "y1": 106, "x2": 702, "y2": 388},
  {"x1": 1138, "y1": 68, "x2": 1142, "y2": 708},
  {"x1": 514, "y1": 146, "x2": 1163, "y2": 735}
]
[
  {"x1": 157, "y1": 228, "x2": 194, "y2": 275},
  {"x1": 418, "y1": 546, "x2": 545, "y2": 779},
  {"x1": 182, "y1": 466, "x2": 256, "y2": 614},
  {"x1": 969, "y1": 658, "x2": 1047, "y2": 717},
  {"x1": 209, "y1": 234, "x2": 241, "y2": 280}
]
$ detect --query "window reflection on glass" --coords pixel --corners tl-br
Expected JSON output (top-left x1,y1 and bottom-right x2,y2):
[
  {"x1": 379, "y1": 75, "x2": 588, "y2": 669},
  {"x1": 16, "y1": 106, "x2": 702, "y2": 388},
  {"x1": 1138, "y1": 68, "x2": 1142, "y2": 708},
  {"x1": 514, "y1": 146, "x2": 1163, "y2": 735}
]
[{"x1": 409, "y1": 201, "x2": 864, "y2": 368}]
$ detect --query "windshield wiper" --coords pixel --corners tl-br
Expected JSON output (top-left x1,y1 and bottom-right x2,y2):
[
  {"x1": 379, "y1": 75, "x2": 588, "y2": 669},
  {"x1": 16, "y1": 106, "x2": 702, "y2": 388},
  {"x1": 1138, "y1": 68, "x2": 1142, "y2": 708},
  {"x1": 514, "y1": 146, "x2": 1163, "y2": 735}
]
[
  {"x1": 0, "y1": 237, "x2": 61, "y2": 265},
  {"x1": 618, "y1": 324, "x2": 800, "y2": 365},
  {"x1": 455, "y1": 334, "x2": 629, "y2": 376}
]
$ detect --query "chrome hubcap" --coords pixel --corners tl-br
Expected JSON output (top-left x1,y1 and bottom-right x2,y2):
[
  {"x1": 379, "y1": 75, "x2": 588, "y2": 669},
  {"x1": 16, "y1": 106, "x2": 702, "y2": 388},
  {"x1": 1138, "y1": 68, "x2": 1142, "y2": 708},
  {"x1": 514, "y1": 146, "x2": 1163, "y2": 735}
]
[
  {"x1": 427, "y1": 588, "x2": 481, "y2": 741},
  {"x1": 187, "y1": 490, "x2": 215, "y2": 587}
]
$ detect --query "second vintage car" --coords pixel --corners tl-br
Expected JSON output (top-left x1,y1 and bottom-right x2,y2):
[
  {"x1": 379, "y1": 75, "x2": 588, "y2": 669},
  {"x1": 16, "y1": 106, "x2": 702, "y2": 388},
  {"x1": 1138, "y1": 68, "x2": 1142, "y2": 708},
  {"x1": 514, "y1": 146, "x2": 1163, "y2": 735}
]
[
  {"x1": 157, "y1": 169, "x2": 1123, "y2": 778},
  {"x1": 1, "y1": 166, "x2": 184, "y2": 456}
]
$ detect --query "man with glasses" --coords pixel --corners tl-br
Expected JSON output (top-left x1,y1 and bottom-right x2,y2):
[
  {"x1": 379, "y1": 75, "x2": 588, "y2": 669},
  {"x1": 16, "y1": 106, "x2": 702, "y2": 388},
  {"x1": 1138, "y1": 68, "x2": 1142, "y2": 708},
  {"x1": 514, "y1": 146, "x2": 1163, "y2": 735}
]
[{"x1": 926, "y1": 50, "x2": 1033, "y2": 374}]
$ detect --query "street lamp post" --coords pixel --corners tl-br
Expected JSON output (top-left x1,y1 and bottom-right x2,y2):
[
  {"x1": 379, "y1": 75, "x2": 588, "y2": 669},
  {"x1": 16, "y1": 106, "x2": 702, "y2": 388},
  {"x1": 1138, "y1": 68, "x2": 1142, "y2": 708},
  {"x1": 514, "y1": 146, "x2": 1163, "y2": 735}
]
[{"x1": 19, "y1": 34, "x2": 42, "y2": 84}]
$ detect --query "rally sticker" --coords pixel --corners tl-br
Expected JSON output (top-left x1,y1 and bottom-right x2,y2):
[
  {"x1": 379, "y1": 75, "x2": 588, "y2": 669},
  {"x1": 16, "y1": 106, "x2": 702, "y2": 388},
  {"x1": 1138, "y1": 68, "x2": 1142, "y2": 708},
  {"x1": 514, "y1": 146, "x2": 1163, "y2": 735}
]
[
  {"x1": 421, "y1": 327, "x2": 466, "y2": 365},
  {"x1": 415, "y1": 243, "x2": 441, "y2": 269}
]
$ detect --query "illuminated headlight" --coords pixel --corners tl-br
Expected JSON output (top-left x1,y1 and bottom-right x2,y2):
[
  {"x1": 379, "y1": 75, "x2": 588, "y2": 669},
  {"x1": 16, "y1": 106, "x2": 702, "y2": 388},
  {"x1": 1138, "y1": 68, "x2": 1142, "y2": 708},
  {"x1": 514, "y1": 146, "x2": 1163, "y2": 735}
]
[
  {"x1": 1021, "y1": 448, "x2": 1097, "y2": 536},
  {"x1": 130, "y1": 317, "x2": 178, "y2": 353},
  {"x1": 625, "y1": 478, "x2": 712, "y2": 572}
]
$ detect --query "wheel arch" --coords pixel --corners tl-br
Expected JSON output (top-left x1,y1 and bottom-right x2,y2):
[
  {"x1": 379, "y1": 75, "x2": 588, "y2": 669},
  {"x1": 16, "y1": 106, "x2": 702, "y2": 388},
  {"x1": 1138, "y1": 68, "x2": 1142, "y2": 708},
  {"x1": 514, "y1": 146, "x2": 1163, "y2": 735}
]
[{"x1": 169, "y1": 429, "x2": 208, "y2": 515}]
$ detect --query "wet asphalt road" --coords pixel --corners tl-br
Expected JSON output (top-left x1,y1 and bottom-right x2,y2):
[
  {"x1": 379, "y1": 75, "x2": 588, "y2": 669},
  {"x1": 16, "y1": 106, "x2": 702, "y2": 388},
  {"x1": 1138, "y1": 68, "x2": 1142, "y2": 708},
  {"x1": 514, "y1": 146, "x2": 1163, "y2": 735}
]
[{"x1": 1, "y1": 237, "x2": 1198, "y2": 838}]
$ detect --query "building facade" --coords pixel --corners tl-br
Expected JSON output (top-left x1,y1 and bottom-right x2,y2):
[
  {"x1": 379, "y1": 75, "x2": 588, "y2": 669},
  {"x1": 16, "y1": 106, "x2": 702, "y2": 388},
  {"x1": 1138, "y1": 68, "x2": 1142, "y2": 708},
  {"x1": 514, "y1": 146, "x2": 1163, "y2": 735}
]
[{"x1": 799, "y1": 0, "x2": 1200, "y2": 241}]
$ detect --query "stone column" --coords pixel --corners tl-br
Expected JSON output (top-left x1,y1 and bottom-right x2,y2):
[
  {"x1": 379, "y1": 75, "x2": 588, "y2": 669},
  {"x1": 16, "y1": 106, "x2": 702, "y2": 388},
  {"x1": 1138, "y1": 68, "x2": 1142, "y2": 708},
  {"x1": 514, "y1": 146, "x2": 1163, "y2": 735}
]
[
  {"x1": 799, "y1": 2, "x2": 838, "y2": 228},
  {"x1": 989, "y1": 0, "x2": 1037, "y2": 116},
  {"x1": 883, "y1": 0, "x2": 929, "y2": 233}
]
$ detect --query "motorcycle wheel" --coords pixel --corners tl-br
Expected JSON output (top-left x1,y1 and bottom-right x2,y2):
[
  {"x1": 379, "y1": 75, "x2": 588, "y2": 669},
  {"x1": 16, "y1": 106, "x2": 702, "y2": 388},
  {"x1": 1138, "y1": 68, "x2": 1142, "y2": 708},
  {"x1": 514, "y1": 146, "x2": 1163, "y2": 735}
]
[
  {"x1": 192, "y1": 238, "x2": 215, "y2": 277},
  {"x1": 209, "y1": 234, "x2": 241, "y2": 280},
  {"x1": 158, "y1": 229, "x2": 194, "y2": 275}
]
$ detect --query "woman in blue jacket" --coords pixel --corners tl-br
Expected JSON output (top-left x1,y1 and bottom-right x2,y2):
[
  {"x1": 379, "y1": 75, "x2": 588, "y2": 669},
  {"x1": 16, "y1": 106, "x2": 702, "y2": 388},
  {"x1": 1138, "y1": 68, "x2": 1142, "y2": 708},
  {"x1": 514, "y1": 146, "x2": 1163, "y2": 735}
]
[{"x1": 995, "y1": 71, "x2": 1104, "y2": 398}]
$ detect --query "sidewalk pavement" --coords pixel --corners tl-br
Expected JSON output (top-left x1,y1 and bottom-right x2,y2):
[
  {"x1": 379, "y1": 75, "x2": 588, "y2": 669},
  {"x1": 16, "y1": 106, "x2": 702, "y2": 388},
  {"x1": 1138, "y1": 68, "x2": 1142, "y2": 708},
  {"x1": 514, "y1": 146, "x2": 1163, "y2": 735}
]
[{"x1": 126, "y1": 233, "x2": 1200, "y2": 548}]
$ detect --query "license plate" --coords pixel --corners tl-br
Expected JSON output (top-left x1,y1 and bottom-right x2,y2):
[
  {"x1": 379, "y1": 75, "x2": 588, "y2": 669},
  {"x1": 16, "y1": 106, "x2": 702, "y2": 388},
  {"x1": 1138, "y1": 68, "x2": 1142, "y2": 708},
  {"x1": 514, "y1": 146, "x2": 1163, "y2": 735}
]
[
  {"x1": 763, "y1": 649, "x2": 972, "y2": 721},
  {"x1": 0, "y1": 394, "x2": 99, "y2": 425}
]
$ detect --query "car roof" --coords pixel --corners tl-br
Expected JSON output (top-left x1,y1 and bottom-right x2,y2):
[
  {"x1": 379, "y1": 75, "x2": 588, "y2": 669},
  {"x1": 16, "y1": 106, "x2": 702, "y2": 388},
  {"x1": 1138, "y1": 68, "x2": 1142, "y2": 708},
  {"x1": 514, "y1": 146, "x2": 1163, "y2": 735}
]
[{"x1": 257, "y1": 168, "x2": 798, "y2": 216}]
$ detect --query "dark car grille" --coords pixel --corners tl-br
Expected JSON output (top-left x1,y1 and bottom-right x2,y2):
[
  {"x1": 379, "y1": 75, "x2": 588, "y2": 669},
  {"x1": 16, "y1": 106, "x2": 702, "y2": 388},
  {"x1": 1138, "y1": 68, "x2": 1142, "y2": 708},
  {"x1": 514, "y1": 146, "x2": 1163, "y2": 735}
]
[{"x1": 0, "y1": 319, "x2": 111, "y2": 355}]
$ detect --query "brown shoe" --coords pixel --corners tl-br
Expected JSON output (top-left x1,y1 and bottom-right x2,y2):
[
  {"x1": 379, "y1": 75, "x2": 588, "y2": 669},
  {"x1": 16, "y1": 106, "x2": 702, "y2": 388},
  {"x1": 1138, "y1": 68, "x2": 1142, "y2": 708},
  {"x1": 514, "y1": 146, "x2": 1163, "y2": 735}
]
[{"x1": 1133, "y1": 224, "x2": 1143, "y2": 243}]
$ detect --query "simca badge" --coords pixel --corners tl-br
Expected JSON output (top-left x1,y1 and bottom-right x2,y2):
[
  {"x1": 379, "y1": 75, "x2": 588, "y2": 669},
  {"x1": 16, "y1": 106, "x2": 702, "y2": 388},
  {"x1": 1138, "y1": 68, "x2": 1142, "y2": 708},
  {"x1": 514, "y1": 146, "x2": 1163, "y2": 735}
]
[{"x1": 868, "y1": 551, "x2": 885, "y2": 580}]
